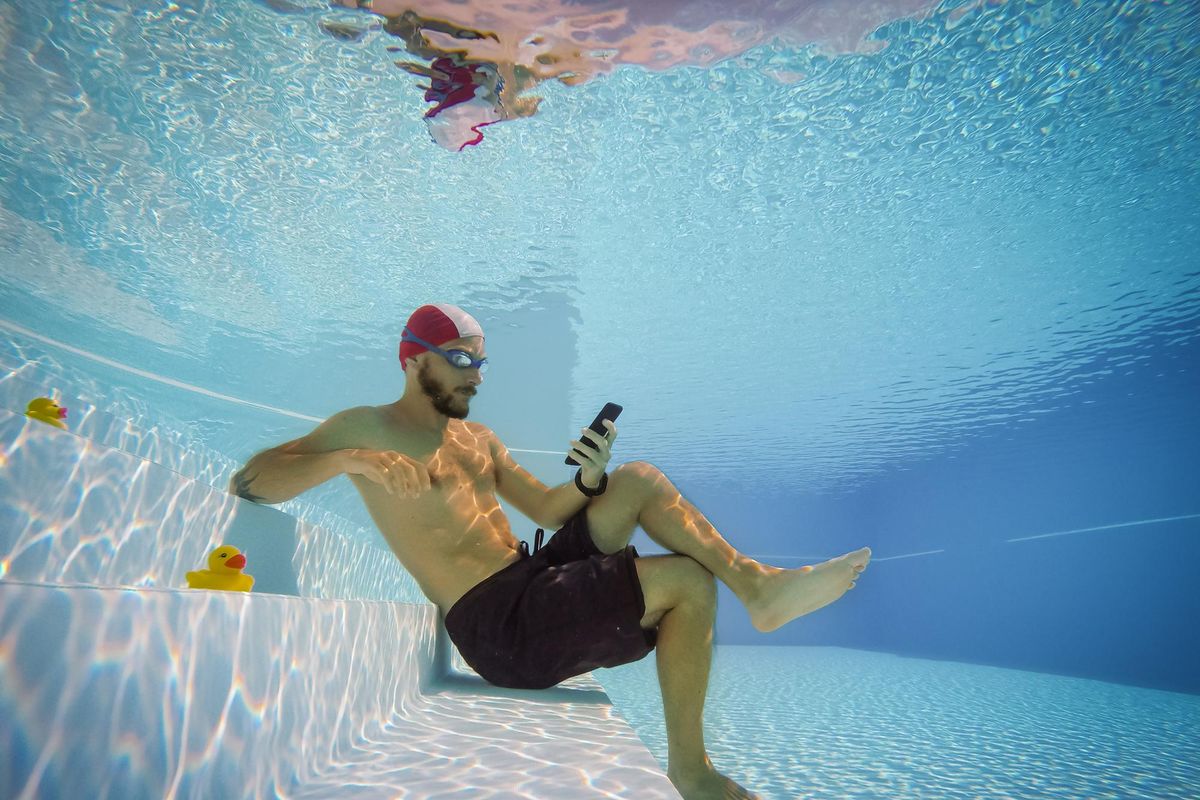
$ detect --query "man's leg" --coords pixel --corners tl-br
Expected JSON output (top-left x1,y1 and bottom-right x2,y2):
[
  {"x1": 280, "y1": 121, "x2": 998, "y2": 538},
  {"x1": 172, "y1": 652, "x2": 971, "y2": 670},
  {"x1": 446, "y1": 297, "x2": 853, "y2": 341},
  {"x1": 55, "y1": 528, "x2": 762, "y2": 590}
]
[
  {"x1": 634, "y1": 554, "x2": 757, "y2": 799},
  {"x1": 587, "y1": 461, "x2": 870, "y2": 632},
  {"x1": 586, "y1": 463, "x2": 764, "y2": 598}
]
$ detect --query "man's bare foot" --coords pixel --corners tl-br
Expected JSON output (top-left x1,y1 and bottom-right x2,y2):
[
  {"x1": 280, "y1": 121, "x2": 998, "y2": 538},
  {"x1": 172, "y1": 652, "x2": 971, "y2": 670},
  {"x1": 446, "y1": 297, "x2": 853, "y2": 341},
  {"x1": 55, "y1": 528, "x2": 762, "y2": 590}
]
[
  {"x1": 668, "y1": 760, "x2": 760, "y2": 800},
  {"x1": 747, "y1": 547, "x2": 871, "y2": 633}
]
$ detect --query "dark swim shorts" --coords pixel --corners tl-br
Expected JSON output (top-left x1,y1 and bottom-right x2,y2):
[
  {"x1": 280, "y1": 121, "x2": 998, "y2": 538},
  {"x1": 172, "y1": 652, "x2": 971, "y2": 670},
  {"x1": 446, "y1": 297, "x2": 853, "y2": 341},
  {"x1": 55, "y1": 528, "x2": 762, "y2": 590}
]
[{"x1": 443, "y1": 509, "x2": 657, "y2": 690}]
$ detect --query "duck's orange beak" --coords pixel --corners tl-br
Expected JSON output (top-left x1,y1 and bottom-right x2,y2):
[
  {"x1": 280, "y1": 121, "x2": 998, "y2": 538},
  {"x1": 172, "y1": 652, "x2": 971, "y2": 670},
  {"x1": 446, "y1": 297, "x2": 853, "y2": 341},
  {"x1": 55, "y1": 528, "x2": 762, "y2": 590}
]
[
  {"x1": 57, "y1": 407, "x2": 68, "y2": 418},
  {"x1": 226, "y1": 554, "x2": 246, "y2": 570}
]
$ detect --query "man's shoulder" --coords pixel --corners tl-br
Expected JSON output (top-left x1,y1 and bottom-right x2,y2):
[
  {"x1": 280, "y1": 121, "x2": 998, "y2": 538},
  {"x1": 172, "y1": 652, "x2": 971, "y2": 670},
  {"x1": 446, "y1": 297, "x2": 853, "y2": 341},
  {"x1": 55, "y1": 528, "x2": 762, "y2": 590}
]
[
  {"x1": 453, "y1": 420, "x2": 503, "y2": 457},
  {"x1": 328, "y1": 405, "x2": 386, "y2": 430},
  {"x1": 276, "y1": 405, "x2": 383, "y2": 456},
  {"x1": 307, "y1": 405, "x2": 388, "y2": 448},
  {"x1": 459, "y1": 419, "x2": 500, "y2": 441}
]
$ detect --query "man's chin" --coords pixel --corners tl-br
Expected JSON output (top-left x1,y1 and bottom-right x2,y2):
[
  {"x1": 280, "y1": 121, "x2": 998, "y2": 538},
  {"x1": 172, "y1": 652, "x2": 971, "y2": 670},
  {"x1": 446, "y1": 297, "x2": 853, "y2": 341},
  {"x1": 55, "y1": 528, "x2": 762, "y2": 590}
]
[{"x1": 443, "y1": 398, "x2": 471, "y2": 419}]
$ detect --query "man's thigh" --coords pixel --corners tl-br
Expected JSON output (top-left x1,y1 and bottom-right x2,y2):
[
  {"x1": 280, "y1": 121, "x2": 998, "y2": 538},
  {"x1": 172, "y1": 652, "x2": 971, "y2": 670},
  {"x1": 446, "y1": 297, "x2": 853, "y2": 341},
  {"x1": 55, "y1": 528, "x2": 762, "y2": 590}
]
[{"x1": 634, "y1": 554, "x2": 716, "y2": 628}]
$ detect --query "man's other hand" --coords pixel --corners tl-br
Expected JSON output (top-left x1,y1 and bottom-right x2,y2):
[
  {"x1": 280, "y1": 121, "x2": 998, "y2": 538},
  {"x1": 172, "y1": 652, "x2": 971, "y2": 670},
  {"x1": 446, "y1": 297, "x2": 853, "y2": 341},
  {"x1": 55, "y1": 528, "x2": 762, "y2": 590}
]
[{"x1": 339, "y1": 449, "x2": 432, "y2": 498}]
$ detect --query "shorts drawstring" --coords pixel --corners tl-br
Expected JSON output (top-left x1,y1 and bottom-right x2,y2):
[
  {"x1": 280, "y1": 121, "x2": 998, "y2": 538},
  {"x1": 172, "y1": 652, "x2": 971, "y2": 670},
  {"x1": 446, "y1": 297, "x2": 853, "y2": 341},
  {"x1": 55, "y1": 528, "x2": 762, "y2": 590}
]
[{"x1": 518, "y1": 528, "x2": 545, "y2": 558}]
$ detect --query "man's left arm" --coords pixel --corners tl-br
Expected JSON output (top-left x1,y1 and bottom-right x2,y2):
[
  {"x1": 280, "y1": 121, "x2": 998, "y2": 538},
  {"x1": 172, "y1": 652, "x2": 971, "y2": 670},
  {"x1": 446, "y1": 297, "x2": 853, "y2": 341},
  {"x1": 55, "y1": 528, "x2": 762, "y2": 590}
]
[{"x1": 489, "y1": 424, "x2": 614, "y2": 529}]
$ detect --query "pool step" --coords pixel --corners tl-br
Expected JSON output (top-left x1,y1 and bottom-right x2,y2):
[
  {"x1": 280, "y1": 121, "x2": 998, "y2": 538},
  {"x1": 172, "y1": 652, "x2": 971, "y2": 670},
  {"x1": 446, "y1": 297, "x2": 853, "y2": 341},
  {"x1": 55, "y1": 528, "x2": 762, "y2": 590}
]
[{"x1": 0, "y1": 581, "x2": 681, "y2": 799}]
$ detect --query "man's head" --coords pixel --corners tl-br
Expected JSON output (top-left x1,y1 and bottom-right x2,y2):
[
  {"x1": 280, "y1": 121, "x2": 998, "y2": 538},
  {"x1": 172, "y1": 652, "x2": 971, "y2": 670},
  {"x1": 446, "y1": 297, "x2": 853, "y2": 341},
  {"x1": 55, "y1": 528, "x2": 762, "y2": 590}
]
[{"x1": 400, "y1": 304, "x2": 486, "y2": 419}]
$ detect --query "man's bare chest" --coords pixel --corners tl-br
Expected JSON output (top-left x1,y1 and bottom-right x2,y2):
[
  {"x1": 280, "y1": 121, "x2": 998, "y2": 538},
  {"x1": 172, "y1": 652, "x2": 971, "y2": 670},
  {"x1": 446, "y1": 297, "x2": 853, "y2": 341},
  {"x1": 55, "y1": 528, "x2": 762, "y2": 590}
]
[{"x1": 366, "y1": 422, "x2": 495, "y2": 493}]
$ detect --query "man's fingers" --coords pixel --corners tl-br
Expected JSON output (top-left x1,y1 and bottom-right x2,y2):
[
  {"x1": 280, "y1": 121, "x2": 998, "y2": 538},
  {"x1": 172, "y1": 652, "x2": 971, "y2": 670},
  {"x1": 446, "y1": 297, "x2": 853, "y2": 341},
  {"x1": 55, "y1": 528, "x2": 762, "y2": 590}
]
[
  {"x1": 388, "y1": 454, "x2": 431, "y2": 497},
  {"x1": 585, "y1": 429, "x2": 615, "y2": 452},
  {"x1": 397, "y1": 454, "x2": 430, "y2": 492},
  {"x1": 393, "y1": 457, "x2": 418, "y2": 496},
  {"x1": 354, "y1": 451, "x2": 432, "y2": 498},
  {"x1": 367, "y1": 466, "x2": 395, "y2": 494},
  {"x1": 576, "y1": 435, "x2": 606, "y2": 454},
  {"x1": 395, "y1": 459, "x2": 421, "y2": 497},
  {"x1": 367, "y1": 454, "x2": 401, "y2": 495}
]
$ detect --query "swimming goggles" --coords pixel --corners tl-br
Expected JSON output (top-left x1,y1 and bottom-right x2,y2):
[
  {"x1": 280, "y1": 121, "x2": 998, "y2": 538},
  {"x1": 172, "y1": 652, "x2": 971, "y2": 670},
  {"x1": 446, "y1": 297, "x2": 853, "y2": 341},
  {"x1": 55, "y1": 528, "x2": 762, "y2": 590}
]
[{"x1": 402, "y1": 328, "x2": 489, "y2": 372}]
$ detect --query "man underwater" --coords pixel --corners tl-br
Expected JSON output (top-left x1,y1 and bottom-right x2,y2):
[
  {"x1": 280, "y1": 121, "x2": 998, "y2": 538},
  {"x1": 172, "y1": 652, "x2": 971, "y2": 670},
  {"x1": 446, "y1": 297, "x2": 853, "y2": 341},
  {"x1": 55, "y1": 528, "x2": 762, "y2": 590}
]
[{"x1": 230, "y1": 302, "x2": 871, "y2": 800}]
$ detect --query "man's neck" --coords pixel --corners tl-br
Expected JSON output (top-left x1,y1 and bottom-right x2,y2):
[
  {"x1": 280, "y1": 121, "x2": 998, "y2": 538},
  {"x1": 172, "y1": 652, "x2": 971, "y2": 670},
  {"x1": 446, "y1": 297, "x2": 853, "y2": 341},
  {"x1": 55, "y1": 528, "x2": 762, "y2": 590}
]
[{"x1": 388, "y1": 394, "x2": 450, "y2": 435}]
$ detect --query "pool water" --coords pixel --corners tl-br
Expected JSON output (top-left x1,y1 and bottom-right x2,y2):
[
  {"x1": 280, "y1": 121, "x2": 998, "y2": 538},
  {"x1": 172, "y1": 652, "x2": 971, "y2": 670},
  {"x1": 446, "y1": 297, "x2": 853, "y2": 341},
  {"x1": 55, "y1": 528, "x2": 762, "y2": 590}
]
[{"x1": 2, "y1": 0, "x2": 1198, "y2": 797}]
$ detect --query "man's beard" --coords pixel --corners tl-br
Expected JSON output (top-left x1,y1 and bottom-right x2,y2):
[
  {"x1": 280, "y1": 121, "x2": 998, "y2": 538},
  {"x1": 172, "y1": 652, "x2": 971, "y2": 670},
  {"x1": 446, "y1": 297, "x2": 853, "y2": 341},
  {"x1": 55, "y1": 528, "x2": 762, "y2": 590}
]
[{"x1": 417, "y1": 363, "x2": 473, "y2": 419}]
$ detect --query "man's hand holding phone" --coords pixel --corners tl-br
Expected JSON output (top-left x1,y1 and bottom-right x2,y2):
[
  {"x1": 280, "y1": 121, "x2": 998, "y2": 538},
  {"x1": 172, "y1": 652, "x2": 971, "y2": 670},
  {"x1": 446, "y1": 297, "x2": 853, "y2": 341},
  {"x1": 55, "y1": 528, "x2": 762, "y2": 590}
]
[
  {"x1": 568, "y1": 419, "x2": 618, "y2": 488},
  {"x1": 567, "y1": 403, "x2": 623, "y2": 490}
]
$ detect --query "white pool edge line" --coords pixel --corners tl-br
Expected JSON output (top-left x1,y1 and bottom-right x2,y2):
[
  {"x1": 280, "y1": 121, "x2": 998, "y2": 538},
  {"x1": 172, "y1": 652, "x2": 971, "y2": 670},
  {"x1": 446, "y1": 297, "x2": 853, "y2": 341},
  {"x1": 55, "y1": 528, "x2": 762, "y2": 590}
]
[
  {"x1": 1005, "y1": 512, "x2": 1200, "y2": 542},
  {"x1": 872, "y1": 549, "x2": 946, "y2": 562},
  {"x1": 0, "y1": 316, "x2": 562, "y2": 456},
  {"x1": 759, "y1": 509, "x2": 1200, "y2": 562}
]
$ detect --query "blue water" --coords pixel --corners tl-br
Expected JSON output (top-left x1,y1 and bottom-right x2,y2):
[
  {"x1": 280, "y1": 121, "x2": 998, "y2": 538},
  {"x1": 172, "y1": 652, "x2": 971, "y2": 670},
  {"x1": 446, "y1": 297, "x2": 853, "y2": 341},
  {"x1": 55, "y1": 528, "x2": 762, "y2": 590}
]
[
  {"x1": 598, "y1": 647, "x2": 1200, "y2": 799},
  {"x1": 2, "y1": 0, "x2": 1198, "y2": 797}
]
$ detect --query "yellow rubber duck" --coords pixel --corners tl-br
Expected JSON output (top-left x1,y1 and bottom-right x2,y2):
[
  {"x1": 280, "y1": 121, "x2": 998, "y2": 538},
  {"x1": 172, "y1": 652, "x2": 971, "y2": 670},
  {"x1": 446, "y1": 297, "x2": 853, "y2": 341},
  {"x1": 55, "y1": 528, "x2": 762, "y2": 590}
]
[
  {"x1": 26, "y1": 397, "x2": 68, "y2": 429},
  {"x1": 186, "y1": 545, "x2": 255, "y2": 592}
]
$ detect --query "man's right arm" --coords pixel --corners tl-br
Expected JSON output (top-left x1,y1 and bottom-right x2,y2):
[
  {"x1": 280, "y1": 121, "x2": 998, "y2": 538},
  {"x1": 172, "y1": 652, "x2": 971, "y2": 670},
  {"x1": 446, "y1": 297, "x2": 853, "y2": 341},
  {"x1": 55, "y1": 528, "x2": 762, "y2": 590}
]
[{"x1": 228, "y1": 408, "x2": 367, "y2": 504}]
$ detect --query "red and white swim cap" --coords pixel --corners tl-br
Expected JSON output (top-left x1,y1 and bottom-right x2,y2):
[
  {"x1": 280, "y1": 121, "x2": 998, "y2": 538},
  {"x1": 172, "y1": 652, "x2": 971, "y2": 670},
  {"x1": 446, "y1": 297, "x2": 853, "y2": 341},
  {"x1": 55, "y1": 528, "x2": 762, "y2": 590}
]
[{"x1": 399, "y1": 304, "x2": 484, "y2": 370}]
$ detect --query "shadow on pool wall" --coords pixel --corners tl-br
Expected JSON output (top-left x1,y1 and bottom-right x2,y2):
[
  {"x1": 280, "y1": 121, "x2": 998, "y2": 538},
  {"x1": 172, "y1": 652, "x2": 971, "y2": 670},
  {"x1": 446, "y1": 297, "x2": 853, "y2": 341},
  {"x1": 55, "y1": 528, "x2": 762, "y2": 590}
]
[{"x1": 704, "y1": 337, "x2": 1200, "y2": 696}]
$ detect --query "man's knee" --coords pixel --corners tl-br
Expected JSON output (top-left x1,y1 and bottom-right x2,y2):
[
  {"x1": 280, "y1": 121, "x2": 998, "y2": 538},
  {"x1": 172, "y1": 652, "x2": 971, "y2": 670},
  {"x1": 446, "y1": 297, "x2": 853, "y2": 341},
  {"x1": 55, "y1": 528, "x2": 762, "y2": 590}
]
[
  {"x1": 671, "y1": 573, "x2": 717, "y2": 639},
  {"x1": 683, "y1": 561, "x2": 717, "y2": 608},
  {"x1": 637, "y1": 554, "x2": 716, "y2": 620},
  {"x1": 613, "y1": 460, "x2": 665, "y2": 493}
]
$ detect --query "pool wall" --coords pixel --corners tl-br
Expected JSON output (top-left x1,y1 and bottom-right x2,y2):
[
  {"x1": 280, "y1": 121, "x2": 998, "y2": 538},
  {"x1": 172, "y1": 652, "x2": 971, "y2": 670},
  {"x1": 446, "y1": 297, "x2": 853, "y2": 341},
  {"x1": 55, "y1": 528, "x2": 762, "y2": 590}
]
[
  {"x1": 0, "y1": 409, "x2": 420, "y2": 601},
  {"x1": 706, "y1": 345, "x2": 1200, "y2": 695},
  {"x1": 0, "y1": 367, "x2": 681, "y2": 798}
]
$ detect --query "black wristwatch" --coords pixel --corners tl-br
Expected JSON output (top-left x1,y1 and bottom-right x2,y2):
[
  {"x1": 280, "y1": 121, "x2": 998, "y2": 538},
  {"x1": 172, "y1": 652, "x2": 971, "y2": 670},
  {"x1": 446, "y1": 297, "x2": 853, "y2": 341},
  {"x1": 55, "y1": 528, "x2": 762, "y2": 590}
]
[{"x1": 575, "y1": 469, "x2": 608, "y2": 497}]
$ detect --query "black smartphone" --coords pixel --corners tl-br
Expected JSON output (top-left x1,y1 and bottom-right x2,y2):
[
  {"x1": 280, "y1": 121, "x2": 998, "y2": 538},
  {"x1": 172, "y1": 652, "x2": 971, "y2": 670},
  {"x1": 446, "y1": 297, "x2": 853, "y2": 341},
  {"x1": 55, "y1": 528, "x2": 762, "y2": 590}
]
[{"x1": 566, "y1": 402, "x2": 623, "y2": 466}]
